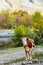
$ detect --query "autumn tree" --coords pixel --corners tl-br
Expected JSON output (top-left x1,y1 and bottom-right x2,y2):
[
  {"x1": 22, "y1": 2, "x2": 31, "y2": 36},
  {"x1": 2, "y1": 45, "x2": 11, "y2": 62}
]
[
  {"x1": 0, "y1": 10, "x2": 9, "y2": 29},
  {"x1": 13, "y1": 10, "x2": 32, "y2": 27}
]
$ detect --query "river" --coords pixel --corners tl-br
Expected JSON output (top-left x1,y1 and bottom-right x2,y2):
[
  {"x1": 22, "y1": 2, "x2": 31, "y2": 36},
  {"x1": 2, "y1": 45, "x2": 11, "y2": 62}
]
[{"x1": 0, "y1": 30, "x2": 14, "y2": 41}]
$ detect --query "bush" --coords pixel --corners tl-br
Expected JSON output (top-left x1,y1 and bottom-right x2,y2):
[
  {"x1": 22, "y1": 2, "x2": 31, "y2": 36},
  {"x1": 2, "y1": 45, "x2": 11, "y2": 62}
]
[
  {"x1": 33, "y1": 34, "x2": 39, "y2": 45},
  {"x1": 31, "y1": 33, "x2": 43, "y2": 45},
  {"x1": 12, "y1": 25, "x2": 33, "y2": 47}
]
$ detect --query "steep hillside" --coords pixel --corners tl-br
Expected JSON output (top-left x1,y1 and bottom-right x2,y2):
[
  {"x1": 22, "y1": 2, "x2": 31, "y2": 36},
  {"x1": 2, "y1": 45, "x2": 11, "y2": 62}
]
[{"x1": 0, "y1": 0, "x2": 43, "y2": 14}]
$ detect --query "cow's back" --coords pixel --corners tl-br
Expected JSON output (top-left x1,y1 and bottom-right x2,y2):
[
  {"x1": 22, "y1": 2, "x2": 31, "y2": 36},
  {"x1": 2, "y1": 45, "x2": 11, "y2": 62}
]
[{"x1": 26, "y1": 39, "x2": 32, "y2": 48}]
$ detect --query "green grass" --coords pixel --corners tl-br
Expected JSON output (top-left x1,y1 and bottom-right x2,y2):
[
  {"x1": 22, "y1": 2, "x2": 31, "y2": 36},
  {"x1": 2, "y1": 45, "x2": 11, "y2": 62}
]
[
  {"x1": 33, "y1": 53, "x2": 43, "y2": 59},
  {"x1": 0, "y1": 45, "x2": 43, "y2": 54},
  {"x1": 36, "y1": 45, "x2": 43, "y2": 48},
  {"x1": 0, "y1": 47, "x2": 23, "y2": 54}
]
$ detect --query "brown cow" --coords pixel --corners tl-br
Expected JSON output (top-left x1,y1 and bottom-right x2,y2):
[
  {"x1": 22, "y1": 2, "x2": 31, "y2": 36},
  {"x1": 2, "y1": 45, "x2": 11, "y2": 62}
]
[{"x1": 21, "y1": 38, "x2": 35, "y2": 63}]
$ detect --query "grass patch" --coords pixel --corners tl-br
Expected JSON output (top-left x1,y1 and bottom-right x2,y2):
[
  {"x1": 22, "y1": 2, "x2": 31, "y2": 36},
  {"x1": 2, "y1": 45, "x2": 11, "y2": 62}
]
[
  {"x1": 0, "y1": 45, "x2": 43, "y2": 54},
  {"x1": 36, "y1": 45, "x2": 43, "y2": 48},
  {"x1": 0, "y1": 47, "x2": 23, "y2": 54},
  {"x1": 33, "y1": 52, "x2": 43, "y2": 59}
]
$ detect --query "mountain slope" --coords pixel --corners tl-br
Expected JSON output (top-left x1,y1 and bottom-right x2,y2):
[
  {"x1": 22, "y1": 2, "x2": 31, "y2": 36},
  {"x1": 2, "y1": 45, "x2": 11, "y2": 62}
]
[{"x1": 0, "y1": 0, "x2": 43, "y2": 14}]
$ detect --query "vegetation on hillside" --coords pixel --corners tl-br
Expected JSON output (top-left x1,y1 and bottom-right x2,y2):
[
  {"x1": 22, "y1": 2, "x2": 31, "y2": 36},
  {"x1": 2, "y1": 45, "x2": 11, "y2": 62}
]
[{"x1": 0, "y1": 10, "x2": 43, "y2": 47}]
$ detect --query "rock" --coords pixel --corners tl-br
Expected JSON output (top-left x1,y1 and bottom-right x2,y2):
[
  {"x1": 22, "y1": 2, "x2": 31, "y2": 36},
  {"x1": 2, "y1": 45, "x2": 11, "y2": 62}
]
[
  {"x1": 32, "y1": 59, "x2": 40, "y2": 64},
  {"x1": 21, "y1": 61, "x2": 29, "y2": 65},
  {"x1": 39, "y1": 58, "x2": 43, "y2": 63},
  {"x1": 21, "y1": 59, "x2": 40, "y2": 65}
]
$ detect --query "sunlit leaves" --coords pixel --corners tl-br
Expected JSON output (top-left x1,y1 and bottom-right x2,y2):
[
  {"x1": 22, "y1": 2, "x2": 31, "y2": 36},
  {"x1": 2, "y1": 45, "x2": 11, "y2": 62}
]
[{"x1": 32, "y1": 11, "x2": 43, "y2": 30}]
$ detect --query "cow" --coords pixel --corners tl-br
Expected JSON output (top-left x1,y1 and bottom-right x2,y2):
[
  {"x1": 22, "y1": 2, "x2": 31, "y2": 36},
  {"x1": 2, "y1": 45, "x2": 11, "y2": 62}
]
[{"x1": 21, "y1": 38, "x2": 35, "y2": 63}]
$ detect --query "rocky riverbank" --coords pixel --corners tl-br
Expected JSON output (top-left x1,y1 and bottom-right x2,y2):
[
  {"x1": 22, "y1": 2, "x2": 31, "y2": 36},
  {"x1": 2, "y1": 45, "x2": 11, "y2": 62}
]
[{"x1": 0, "y1": 48, "x2": 43, "y2": 65}]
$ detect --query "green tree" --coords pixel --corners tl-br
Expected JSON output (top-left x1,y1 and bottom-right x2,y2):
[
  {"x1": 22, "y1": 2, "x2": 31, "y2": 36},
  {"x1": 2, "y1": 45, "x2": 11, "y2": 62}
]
[
  {"x1": 33, "y1": 11, "x2": 43, "y2": 30},
  {"x1": 32, "y1": 11, "x2": 43, "y2": 45}
]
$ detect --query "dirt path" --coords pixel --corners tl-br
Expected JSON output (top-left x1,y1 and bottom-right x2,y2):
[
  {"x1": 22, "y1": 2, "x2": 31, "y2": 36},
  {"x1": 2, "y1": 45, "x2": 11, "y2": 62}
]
[{"x1": 0, "y1": 48, "x2": 43, "y2": 64}]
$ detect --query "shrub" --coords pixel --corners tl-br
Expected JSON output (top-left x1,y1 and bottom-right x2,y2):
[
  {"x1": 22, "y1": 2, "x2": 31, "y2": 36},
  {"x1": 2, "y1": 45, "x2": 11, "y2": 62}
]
[{"x1": 12, "y1": 25, "x2": 33, "y2": 47}]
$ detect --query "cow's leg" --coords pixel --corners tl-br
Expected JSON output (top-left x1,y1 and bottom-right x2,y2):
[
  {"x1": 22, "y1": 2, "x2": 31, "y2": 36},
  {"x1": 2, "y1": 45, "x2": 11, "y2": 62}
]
[
  {"x1": 25, "y1": 47, "x2": 30, "y2": 60},
  {"x1": 24, "y1": 46, "x2": 28, "y2": 60},
  {"x1": 28, "y1": 48, "x2": 33, "y2": 63},
  {"x1": 27, "y1": 47, "x2": 29, "y2": 60},
  {"x1": 29, "y1": 48, "x2": 32, "y2": 60},
  {"x1": 25, "y1": 47, "x2": 28, "y2": 60}
]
